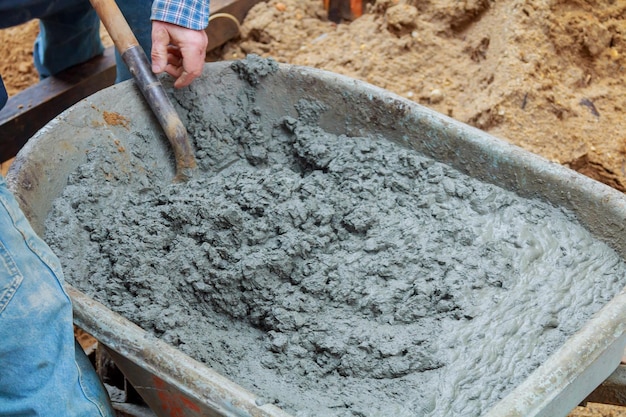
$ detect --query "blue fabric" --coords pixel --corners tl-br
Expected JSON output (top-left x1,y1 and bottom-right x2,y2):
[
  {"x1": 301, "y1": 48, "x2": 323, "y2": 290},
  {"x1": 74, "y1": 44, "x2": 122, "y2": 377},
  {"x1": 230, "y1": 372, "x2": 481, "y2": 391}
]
[
  {"x1": 151, "y1": 0, "x2": 210, "y2": 30},
  {"x1": 34, "y1": 2, "x2": 104, "y2": 78},
  {"x1": 0, "y1": 176, "x2": 115, "y2": 417},
  {"x1": 0, "y1": 76, "x2": 7, "y2": 110},
  {"x1": 0, "y1": 0, "x2": 104, "y2": 78},
  {"x1": 114, "y1": 0, "x2": 153, "y2": 83},
  {"x1": 0, "y1": 0, "x2": 89, "y2": 29}
]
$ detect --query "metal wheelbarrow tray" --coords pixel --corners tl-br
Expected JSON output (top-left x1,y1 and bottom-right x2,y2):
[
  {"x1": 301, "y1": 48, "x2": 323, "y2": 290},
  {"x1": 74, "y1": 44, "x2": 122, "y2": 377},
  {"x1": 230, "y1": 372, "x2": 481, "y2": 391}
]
[{"x1": 6, "y1": 59, "x2": 626, "y2": 417}]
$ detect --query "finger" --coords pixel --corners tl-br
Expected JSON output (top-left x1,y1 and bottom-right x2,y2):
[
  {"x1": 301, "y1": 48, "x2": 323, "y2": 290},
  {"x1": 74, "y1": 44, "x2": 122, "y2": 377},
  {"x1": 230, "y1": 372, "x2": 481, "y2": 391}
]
[
  {"x1": 167, "y1": 44, "x2": 182, "y2": 57},
  {"x1": 175, "y1": 46, "x2": 207, "y2": 87},
  {"x1": 151, "y1": 26, "x2": 171, "y2": 74},
  {"x1": 174, "y1": 70, "x2": 194, "y2": 88},
  {"x1": 167, "y1": 53, "x2": 183, "y2": 67},
  {"x1": 164, "y1": 64, "x2": 184, "y2": 80}
]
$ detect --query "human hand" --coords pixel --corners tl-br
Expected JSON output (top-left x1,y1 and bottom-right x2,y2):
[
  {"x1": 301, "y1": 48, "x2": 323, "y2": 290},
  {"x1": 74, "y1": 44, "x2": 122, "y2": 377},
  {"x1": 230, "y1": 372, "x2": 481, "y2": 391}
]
[{"x1": 151, "y1": 20, "x2": 208, "y2": 88}]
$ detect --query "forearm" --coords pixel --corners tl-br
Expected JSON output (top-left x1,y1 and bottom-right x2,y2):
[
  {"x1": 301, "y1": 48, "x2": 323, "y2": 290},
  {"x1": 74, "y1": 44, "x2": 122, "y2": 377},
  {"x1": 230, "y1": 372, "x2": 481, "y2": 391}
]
[{"x1": 151, "y1": 0, "x2": 210, "y2": 30}]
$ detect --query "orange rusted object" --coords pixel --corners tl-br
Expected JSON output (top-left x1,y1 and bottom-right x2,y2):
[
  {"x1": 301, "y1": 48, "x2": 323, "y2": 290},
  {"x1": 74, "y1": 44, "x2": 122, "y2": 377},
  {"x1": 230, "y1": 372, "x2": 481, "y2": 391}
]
[
  {"x1": 350, "y1": 0, "x2": 363, "y2": 18},
  {"x1": 153, "y1": 376, "x2": 202, "y2": 417},
  {"x1": 323, "y1": 0, "x2": 363, "y2": 22}
]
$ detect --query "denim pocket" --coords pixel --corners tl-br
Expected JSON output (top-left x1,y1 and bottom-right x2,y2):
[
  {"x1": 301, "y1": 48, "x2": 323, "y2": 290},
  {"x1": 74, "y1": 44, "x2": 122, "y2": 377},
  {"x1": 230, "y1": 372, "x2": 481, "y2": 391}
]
[{"x1": 0, "y1": 239, "x2": 24, "y2": 315}]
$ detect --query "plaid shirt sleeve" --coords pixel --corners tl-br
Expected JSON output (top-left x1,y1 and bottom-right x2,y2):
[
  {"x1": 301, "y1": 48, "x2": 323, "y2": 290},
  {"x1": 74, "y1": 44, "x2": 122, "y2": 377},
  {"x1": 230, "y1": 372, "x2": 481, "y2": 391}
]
[{"x1": 151, "y1": 0, "x2": 210, "y2": 30}]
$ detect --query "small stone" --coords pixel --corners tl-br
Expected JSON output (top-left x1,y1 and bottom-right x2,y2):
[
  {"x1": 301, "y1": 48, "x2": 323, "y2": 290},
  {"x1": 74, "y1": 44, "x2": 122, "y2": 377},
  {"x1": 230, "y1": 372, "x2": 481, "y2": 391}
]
[
  {"x1": 18, "y1": 62, "x2": 30, "y2": 73},
  {"x1": 386, "y1": 4, "x2": 418, "y2": 31},
  {"x1": 429, "y1": 89, "x2": 444, "y2": 104}
]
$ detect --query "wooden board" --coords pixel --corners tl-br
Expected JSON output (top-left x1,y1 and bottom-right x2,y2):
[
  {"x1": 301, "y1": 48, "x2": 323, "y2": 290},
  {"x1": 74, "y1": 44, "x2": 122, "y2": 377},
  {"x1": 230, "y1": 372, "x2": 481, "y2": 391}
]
[
  {"x1": 584, "y1": 364, "x2": 626, "y2": 407},
  {"x1": 207, "y1": 0, "x2": 262, "y2": 52}
]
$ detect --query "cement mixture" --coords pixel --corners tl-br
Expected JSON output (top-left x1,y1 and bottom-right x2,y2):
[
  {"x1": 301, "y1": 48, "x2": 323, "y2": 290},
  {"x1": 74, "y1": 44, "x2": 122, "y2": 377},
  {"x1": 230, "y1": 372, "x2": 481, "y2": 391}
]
[{"x1": 44, "y1": 57, "x2": 626, "y2": 417}]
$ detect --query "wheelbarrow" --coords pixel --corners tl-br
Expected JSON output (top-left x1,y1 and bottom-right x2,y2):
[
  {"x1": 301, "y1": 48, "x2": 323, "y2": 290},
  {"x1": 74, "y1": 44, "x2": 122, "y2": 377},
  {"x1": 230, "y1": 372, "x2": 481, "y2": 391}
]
[{"x1": 6, "y1": 59, "x2": 626, "y2": 417}]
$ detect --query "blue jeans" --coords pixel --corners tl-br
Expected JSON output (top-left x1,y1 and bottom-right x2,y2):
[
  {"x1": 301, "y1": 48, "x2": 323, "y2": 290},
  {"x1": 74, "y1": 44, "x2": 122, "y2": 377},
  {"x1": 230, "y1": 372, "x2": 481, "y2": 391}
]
[
  {"x1": 115, "y1": 0, "x2": 153, "y2": 83},
  {"x1": 0, "y1": 176, "x2": 115, "y2": 416},
  {"x1": 0, "y1": 0, "x2": 153, "y2": 109},
  {"x1": 0, "y1": 78, "x2": 6, "y2": 110}
]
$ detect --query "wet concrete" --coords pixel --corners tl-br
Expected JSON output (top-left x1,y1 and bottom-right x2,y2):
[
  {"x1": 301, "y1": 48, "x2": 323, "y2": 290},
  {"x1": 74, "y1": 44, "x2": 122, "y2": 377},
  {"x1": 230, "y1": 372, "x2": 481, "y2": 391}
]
[{"x1": 44, "y1": 56, "x2": 626, "y2": 416}]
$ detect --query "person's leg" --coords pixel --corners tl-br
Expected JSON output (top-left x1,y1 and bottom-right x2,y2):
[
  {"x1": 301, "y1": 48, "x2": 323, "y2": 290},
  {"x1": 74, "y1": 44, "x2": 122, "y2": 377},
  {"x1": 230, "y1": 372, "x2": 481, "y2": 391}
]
[
  {"x1": 0, "y1": 0, "x2": 57, "y2": 29},
  {"x1": 0, "y1": 176, "x2": 115, "y2": 417},
  {"x1": 115, "y1": 0, "x2": 153, "y2": 83},
  {"x1": 0, "y1": 76, "x2": 7, "y2": 110},
  {"x1": 34, "y1": 0, "x2": 104, "y2": 78},
  {"x1": 0, "y1": 0, "x2": 151, "y2": 82}
]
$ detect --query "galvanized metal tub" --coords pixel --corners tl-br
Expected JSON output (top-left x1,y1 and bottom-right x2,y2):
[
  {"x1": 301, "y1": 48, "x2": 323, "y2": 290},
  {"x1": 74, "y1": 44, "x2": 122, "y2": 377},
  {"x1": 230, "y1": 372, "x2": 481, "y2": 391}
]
[{"x1": 6, "y1": 60, "x2": 626, "y2": 417}]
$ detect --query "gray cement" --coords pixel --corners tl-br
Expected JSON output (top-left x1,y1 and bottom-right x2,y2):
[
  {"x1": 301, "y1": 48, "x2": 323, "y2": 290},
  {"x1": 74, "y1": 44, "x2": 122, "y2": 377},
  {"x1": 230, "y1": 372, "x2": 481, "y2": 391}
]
[{"x1": 45, "y1": 56, "x2": 626, "y2": 416}]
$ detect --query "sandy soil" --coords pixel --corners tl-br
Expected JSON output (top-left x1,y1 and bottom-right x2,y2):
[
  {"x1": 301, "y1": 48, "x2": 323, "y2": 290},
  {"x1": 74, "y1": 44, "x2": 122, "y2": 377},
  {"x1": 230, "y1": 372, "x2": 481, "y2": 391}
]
[
  {"x1": 0, "y1": 19, "x2": 40, "y2": 96},
  {"x1": 2, "y1": 0, "x2": 626, "y2": 415}
]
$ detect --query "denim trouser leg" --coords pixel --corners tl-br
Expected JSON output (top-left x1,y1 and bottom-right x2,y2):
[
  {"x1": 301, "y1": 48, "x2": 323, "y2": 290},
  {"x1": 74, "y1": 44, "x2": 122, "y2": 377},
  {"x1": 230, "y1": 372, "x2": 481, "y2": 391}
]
[
  {"x1": 0, "y1": 75, "x2": 7, "y2": 110},
  {"x1": 33, "y1": 1, "x2": 104, "y2": 78},
  {"x1": 0, "y1": 0, "x2": 152, "y2": 87},
  {"x1": 115, "y1": 0, "x2": 153, "y2": 83},
  {"x1": 0, "y1": 177, "x2": 115, "y2": 417}
]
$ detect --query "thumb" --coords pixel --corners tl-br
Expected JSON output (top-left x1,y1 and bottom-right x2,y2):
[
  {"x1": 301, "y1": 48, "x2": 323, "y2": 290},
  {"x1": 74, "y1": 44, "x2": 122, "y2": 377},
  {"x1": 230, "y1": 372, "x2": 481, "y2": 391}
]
[{"x1": 151, "y1": 25, "x2": 170, "y2": 73}]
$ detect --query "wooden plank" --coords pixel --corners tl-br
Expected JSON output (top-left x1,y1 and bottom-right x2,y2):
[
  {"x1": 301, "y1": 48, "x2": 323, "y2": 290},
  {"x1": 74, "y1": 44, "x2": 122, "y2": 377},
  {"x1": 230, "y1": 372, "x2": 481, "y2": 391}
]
[
  {"x1": 584, "y1": 364, "x2": 626, "y2": 407},
  {"x1": 0, "y1": 46, "x2": 117, "y2": 162},
  {"x1": 207, "y1": 0, "x2": 262, "y2": 51},
  {"x1": 112, "y1": 402, "x2": 156, "y2": 417}
]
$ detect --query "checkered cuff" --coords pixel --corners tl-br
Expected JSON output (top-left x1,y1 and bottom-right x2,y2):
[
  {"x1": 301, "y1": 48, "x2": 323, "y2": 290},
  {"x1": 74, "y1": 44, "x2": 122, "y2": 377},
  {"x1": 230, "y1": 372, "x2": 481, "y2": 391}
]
[{"x1": 151, "y1": 0, "x2": 210, "y2": 30}]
